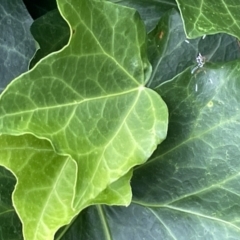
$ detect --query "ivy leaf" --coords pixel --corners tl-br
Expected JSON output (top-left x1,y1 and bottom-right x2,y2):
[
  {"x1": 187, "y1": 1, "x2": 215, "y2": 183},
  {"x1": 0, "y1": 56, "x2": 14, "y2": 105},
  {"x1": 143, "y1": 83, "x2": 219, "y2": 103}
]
[
  {"x1": 176, "y1": 0, "x2": 240, "y2": 39},
  {"x1": 23, "y1": 0, "x2": 57, "y2": 19},
  {"x1": 129, "y1": 61, "x2": 240, "y2": 238},
  {"x1": 0, "y1": 134, "x2": 133, "y2": 240},
  {"x1": 0, "y1": 0, "x2": 168, "y2": 237},
  {"x1": 0, "y1": 167, "x2": 23, "y2": 240},
  {"x1": 66, "y1": 60, "x2": 240, "y2": 239},
  {"x1": 146, "y1": 9, "x2": 240, "y2": 88},
  {"x1": 30, "y1": 9, "x2": 70, "y2": 68},
  {"x1": 0, "y1": 0, "x2": 36, "y2": 92},
  {"x1": 147, "y1": 9, "x2": 199, "y2": 88},
  {"x1": 0, "y1": 134, "x2": 78, "y2": 240},
  {"x1": 108, "y1": 0, "x2": 178, "y2": 32}
]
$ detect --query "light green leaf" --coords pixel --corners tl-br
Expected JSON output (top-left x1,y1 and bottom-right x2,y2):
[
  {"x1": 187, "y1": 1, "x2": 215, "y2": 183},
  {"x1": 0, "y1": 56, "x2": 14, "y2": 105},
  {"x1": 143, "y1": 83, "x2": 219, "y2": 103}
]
[
  {"x1": 0, "y1": 134, "x2": 78, "y2": 240},
  {"x1": 0, "y1": 0, "x2": 36, "y2": 92},
  {"x1": 176, "y1": 0, "x2": 240, "y2": 39},
  {"x1": 0, "y1": 0, "x2": 168, "y2": 236},
  {"x1": 91, "y1": 170, "x2": 133, "y2": 206},
  {"x1": 29, "y1": 6, "x2": 133, "y2": 211}
]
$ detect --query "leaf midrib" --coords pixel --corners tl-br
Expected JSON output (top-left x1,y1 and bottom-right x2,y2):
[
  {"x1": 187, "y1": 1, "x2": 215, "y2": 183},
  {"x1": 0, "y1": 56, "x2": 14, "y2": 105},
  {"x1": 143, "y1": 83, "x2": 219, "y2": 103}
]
[
  {"x1": 75, "y1": 88, "x2": 143, "y2": 207},
  {"x1": 33, "y1": 158, "x2": 74, "y2": 240},
  {"x1": 132, "y1": 200, "x2": 240, "y2": 232},
  {"x1": 67, "y1": 3, "x2": 142, "y2": 86},
  {"x1": 1, "y1": 87, "x2": 142, "y2": 118}
]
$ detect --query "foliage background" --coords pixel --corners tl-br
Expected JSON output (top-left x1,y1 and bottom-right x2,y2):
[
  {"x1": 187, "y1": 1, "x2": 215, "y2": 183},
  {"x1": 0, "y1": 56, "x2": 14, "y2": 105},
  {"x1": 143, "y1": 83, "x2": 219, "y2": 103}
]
[{"x1": 1, "y1": 0, "x2": 240, "y2": 239}]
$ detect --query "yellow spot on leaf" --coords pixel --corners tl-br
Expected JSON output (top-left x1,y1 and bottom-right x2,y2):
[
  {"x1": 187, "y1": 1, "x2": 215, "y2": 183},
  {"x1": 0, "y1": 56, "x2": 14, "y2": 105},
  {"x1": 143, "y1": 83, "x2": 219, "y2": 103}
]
[{"x1": 207, "y1": 101, "x2": 213, "y2": 107}]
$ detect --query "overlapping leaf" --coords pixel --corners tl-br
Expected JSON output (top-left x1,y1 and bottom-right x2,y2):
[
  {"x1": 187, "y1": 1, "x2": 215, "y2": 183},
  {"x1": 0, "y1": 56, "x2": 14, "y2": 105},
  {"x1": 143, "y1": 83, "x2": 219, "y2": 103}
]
[
  {"x1": 108, "y1": 0, "x2": 177, "y2": 32},
  {"x1": 0, "y1": 134, "x2": 77, "y2": 240},
  {"x1": 130, "y1": 61, "x2": 240, "y2": 238},
  {"x1": 146, "y1": 9, "x2": 199, "y2": 88},
  {"x1": 56, "y1": 205, "x2": 112, "y2": 240},
  {"x1": 22, "y1": 0, "x2": 57, "y2": 19},
  {"x1": 146, "y1": 9, "x2": 240, "y2": 88},
  {"x1": 0, "y1": 135, "x2": 133, "y2": 240},
  {"x1": 0, "y1": 0, "x2": 35, "y2": 92},
  {"x1": 29, "y1": 5, "x2": 133, "y2": 209},
  {"x1": 30, "y1": 9, "x2": 70, "y2": 68},
  {"x1": 66, "y1": 60, "x2": 240, "y2": 239},
  {"x1": 0, "y1": 167, "x2": 23, "y2": 240},
  {"x1": 6, "y1": 0, "x2": 240, "y2": 239},
  {"x1": 0, "y1": 0, "x2": 168, "y2": 238},
  {"x1": 176, "y1": 0, "x2": 240, "y2": 39}
]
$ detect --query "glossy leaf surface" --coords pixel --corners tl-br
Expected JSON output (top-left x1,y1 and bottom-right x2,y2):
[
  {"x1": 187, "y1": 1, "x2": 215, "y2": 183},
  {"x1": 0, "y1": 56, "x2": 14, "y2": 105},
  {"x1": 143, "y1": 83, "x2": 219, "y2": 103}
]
[
  {"x1": 0, "y1": 0, "x2": 168, "y2": 239},
  {"x1": 0, "y1": 134, "x2": 78, "y2": 240},
  {"x1": 0, "y1": 0, "x2": 35, "y2": 92},
  {"x1": 30, "y1": 9, "x2": 70, "y2": 68},
  {"x1": 55, "y1": 60, "x2": 240, "y2": 239},
  {"x1": 108, "y1": 0, "x2": 177, "y2": 32},
  {"x1": 3, "y1": 0, "x2": 240, "y2": 239},
  {"x1": 147, "y1": 9, "x2": 240, "y2": 88},
  {"x1": 177, "y1": 0, "x2": 240, "y2": 39},
  {"x1": 131, "y1": 61, "x2": 240, "y2": 239}
]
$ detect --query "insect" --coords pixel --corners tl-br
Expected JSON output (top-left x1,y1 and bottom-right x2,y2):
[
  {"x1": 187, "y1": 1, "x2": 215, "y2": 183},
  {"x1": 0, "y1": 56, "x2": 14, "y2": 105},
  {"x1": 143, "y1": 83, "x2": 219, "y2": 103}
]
[
  {"x1": 191, "y1": 53, "x2": 208, "y2": 92},
  {"x1": 191, "y1": 53, "x2": 206, "y2": 74},
  {"x1": 183, "y1": 36, "x2": 215, "y2": 92}
]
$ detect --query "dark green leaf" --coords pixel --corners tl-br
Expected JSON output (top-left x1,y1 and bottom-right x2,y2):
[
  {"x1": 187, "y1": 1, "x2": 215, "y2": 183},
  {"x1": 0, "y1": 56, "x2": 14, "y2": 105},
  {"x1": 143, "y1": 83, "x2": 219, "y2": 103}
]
[
  {"x1": 0, "y1": 167, "x2": 23, "y2": 240},
  {"x1": 0, "y1": 0, "x2": 36, "y2": 92},
  {"x1": 108, "y1": 0, "x2": 177, "y2": 32},
  {"x1": 130, "y1": 60, "x2": 240, "y2": 238},
  {"x1": 176, "y1": 0, "x2": 240, "y2": 39},
  {"x1": 146, "y1": 9, "x2": 240, "y2": 88},
  {"x1": 30, "y1": 9, "x2": 70, "y2": 68},
  {"x1": 23, "y1": 0, "x2": 57, "y2": 19},
  {"x1": 56, "y1": 206, "x2": 109, "y2": 240},
  {"x1": 147, "y1": 9, "x2": 199, "y2": 88}
]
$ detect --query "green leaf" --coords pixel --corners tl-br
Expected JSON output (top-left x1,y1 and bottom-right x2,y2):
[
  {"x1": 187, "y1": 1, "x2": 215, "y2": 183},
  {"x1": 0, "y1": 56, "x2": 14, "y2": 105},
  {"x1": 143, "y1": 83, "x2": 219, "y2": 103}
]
[
  {"x1": 0, "y1": 0, "x2": 168, "y2": 238},
  {"x1": 91, "y1": 170, "x2": 133, "y2": 206},
  {"x1": 56, "y1": 205, "x2": 112, "y2": 240},
  {"x1": 67, "y1": 60, "x2": 240, "y2": 239},
  {"x1": 88, "y1": 200, "x2": 240, "y2": 239},
  {"x1": 0, "y1": 134, "x2": 78, "y2": 240},
  {"x1": 108, "y1": 0, "x2": 178, "y2": 32},
  {"x1": 197, "y1": 34, "x2": 240, "y2": 63},
  {"x1": 176, "y1": 0, "x2": 240, "y2": 39},
  {"x1": 30, "y1": 9, "x2": 70, "y2": 68},
  {"x1": 0, "y1": 133, "x2": 132, "y2": 240},
  {"x1": 0, "y1": 167, "x2": 23, "y2": 240},
  {"x1": 23, "y1": 0, "x2": 57, "y2": 19},
  {"x1": 147, "y1": 9, "x2": 200, "y2": 87},
  {"x1": 146, "y1": 9, "x2": 240, "y2": 88},
  {"x1": 128, "y1": 60, "x2": 240, "y2": 238},
  {"x1": 0, "y1": 0, "x2": 36, "y2": 92}
]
